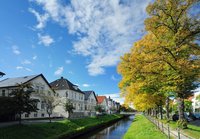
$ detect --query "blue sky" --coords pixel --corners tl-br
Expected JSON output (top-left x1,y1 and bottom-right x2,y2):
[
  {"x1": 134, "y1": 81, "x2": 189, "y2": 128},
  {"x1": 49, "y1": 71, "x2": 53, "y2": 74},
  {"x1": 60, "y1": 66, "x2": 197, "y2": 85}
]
[{"x1": 0, "y1": 0, "x2": 152, "y2": 103}]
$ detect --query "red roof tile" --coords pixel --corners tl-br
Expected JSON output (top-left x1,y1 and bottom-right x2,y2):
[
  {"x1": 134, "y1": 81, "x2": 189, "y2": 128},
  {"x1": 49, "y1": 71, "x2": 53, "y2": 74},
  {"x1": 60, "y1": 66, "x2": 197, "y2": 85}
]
[{"x1": 97, "y1": 96, "x2": 106, "y2": 104}]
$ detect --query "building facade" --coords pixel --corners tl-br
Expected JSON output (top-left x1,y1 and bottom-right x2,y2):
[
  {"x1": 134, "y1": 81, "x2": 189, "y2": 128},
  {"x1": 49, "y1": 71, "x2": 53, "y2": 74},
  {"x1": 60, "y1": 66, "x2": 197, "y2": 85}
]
[
  {"x1": 83, "y1": 91, "x2": 97, "y2": 116},
  {"x1": 96, "y1": 96, "x2": 108, "y2": 113},
  {"x1": 50, "y1": 77, "x2": 85, "y2": 118},
  {"x1": 0, "y1": 74, "x2": 58, "y2": 120}
]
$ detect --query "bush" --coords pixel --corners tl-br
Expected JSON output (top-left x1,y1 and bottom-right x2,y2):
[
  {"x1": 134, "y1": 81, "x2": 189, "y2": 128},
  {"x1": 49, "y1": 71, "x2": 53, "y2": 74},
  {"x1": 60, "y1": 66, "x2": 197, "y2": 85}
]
[{"x1": 177, "y1": 119, "x2": 188, "y2": 129}]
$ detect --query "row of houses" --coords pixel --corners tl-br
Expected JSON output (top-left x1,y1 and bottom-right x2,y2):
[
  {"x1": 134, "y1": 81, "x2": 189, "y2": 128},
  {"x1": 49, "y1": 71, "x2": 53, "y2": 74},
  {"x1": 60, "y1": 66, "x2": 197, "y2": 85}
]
[{"x1": 0, "y1": 74, "x2": 120, "y2": 120}]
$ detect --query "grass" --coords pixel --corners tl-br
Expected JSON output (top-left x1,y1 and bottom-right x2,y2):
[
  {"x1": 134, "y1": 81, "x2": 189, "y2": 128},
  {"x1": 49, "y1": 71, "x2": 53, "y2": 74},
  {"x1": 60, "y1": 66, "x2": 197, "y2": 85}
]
[
  {"x1": 0, "y1": 114, "x2": 123, "y2": 139},
  {"x1": 123, "y1": 115, "x2": 167, "y2": 139},
  {"x1": 159, "y1": 119, "x2": 200, "y2": 139}
]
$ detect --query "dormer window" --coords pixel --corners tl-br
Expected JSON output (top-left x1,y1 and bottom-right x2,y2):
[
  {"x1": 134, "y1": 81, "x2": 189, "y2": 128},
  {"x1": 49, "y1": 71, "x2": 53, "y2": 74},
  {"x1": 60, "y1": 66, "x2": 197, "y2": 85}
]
[{"x1": 73, "y1": 85, "x2": 78, "y2": 90}]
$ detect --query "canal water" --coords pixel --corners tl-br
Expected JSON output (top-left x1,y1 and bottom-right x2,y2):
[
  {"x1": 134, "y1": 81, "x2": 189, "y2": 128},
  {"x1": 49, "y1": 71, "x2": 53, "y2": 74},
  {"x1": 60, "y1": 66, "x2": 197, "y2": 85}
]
[{"x1": 78, "y1": 115, "x2": 134, "y2": 139}]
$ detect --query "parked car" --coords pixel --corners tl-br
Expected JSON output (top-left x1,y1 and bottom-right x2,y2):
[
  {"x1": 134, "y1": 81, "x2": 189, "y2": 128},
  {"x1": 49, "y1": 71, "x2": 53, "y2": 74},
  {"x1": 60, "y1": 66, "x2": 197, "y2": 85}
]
[
  {"x1": 172, "y1": 113, "x2": 193, "y2": 122},
  {"x1": 194, "y1": 113, "x2": 200, "y2": 119}
]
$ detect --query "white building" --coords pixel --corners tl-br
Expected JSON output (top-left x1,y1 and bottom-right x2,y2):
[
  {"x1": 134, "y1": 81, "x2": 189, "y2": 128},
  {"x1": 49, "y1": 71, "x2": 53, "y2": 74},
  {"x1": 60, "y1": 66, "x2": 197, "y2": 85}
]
[
  {"x1": 83, "y1": 91, "x2": 97, "y2": 116},
  {"x1": 0, "y1": 74, "x2": 58, "y2": 120},
  {"x1": 96, "y1": 96, "x2": 108, "y2": 113},
  {"x1": 50, "y1": 77, "x2": 85, "y2": 118},
  {"x1": 192, "y1": 90, "x2": 200, "y2": 113}
]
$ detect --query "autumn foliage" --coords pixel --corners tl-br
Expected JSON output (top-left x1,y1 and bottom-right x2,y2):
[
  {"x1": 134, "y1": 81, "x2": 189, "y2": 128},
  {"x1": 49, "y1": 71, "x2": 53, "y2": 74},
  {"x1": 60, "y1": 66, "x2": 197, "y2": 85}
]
[{"x1": 118, "y1": 0, "x2": 200, "y2": 125}]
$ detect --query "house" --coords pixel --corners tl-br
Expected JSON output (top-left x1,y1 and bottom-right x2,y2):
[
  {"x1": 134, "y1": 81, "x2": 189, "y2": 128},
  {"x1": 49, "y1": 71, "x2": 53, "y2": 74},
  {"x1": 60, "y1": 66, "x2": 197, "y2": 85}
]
[
  {"x1": 96, "y1": 96, "x2": 108, "y2": 113},
  {"x1": 192, "y1": 91, "x2": 200, "y2": 113},
  {"x1": 83, "y1": 91, "x2": 98, "y2": 116},
  {"x1": 50, "y1": 77, "x2": 85, "y2": 118},
  {"x1": 107, "y1": 96, "x2": 120, "y2": 114},
  {"x1": 0, "y1": 74, "x2": 58, "y2": 121}
]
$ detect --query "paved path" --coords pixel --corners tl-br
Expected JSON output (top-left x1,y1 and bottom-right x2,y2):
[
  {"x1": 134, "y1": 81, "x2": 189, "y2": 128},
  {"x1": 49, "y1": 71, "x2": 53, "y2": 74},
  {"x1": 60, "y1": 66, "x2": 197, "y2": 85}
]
[{"x1": 146, "y1": 116, "x2": 194, "y2": 139}]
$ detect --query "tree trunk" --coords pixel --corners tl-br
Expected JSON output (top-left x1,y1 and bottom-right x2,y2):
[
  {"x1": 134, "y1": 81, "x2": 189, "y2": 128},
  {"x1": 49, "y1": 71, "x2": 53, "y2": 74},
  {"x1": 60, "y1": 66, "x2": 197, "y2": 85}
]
[
  {"x1": 68, "y1": 111, "x2": 70, "y2": 119},
  {"x1": 160, "y1": 105, "x2": 163, "y2": 120},
  {"x1": 48, "y1": 113, "x2": 51, "y2": 123},
  {"x1": 177, "y1": 97, "x2": 185, "y2": 120},
  {"x1": 19, "y1": 113, "x2": 22, "y2": 125},
  {"x1": 166, "y1": 97, "x2": 170, "y2": 120}
]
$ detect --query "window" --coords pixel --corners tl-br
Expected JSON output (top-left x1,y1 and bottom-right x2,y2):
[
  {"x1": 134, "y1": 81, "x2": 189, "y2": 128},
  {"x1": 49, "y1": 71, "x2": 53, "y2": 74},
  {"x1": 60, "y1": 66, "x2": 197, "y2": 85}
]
[
  {"x1": 34, "y1": 113, "x2": 37, "y2": 117},
  {"x1": 78, "y1": 104, "x2": 80, "y2": 110},
  {"x1": 41, "y1": 101, "x2": 45, "y2": 109},
  {"x1": 48, "y1": 91, "x2": 51, "y2": 96},
  {"x1": 65, "y1": 91, "x2": 68, "y2": 98},
  {"x1": 35, "y1": 86, "x2": 39, "y2": 93},
  {"x1": 2, "y1": 90, "x2": 5, "y2": 96},
  {"x1": 40, "y1": 86, "x2": 44, "y2": 93},
  {"x1": 25, "y1": 113, "x2": 29, "y2": 118},
  {"x1": 41, "y1": 113, "x2": 45, "y2": 117}
]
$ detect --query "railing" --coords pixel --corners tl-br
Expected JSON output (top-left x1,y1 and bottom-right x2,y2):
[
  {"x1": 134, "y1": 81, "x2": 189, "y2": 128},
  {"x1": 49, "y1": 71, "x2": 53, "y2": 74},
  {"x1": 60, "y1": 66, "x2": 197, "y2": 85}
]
[{"x1": 145, "y1": 115, "x2": 194, "y2": 139}]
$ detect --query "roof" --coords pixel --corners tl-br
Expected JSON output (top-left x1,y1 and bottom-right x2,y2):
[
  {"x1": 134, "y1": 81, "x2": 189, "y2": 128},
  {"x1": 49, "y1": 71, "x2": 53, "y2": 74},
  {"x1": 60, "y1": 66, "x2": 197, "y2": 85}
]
[
  {"x1": 97, "y1": 96, "x2": 107, "y2": 104},
  {"x1": 50, "y1": 77, "x2": 84, "y2": 94},
  {"x1": 83, "y1": 90, "x2": 98, "y2": 102},
  {"x1": 0, "y1": 74, "x2": 40, "y2": 88}
]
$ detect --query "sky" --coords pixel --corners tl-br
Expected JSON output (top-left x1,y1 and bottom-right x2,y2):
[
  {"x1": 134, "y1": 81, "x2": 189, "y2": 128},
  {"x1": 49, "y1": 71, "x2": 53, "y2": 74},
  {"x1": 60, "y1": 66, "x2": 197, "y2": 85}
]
[{"x1": 0, "y1": 0, "x2": 152, "y2": 104}]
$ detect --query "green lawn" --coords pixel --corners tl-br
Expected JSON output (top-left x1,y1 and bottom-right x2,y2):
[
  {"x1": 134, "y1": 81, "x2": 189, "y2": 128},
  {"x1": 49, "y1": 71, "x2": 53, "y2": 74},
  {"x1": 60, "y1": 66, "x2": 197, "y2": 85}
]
[
  {"x1": 0, "y1": 114, "x2": 122, "y2": 139},
  {"x1": 123, "y1": 115, "x2": 167, "y2": 139}
]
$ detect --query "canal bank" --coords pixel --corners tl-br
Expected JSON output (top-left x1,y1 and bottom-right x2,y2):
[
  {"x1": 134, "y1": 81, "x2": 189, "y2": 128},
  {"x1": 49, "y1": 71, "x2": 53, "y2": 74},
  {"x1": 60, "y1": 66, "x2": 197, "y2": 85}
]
[
  {"x1": 0, "y1": 114, "x2": 124, "y2": 139},
  {"x1": 61, "y1": 114, "x2": 128, "y2": 139},
  {"x1": 77, "y1": 115, "x2": 134, "y2": 139}
]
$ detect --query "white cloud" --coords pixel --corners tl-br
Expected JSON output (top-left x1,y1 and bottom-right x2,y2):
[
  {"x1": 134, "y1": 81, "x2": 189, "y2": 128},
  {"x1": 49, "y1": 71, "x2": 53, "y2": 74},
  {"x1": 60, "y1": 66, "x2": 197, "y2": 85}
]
[
  {"x1": 16, "y1": 66, "x2": 32, "y2": 72},
  {"x1": 54, "y1": 66, "x2": 64, "y2": 76},
  {"x1": 82, "y1": 83, "x2": 90, "y2": 87},
  {"x1": 12, "y1": 45, "x2": 21, "y2": 55},
  {"x1": 16, "y1": 66, "x2": 23, "y2": 70},
  {"x1": 38, "y1": 33, "x2": 54, "y2": 46},
  {"x1": 29, "y1": 8, "x2": 49, "y2": 29},
  {"x1": 104, "y1": 93, "x2": 124, "y2": 104},
  {"x1": 65, "y1": 59, "x2": 71, "y2": 64},
  {"x1": 33, "y1": 55, "x2": 37, "y2": 60},
  {"x1": 22, "y1": 59, "x2": 31, "y2": 65},
  {"x1": 111, "y1": 75, "x2": 118, "y2": 81},
  {"x1": 30, "y1": 0, "x2": 151, "y2": 75}
]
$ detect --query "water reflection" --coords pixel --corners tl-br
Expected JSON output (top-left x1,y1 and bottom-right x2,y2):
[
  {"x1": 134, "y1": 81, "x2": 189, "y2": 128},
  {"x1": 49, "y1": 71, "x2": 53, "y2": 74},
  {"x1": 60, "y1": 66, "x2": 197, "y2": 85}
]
[{"x1": 78, "y1": 115, "x2": 134, "y2": 139}]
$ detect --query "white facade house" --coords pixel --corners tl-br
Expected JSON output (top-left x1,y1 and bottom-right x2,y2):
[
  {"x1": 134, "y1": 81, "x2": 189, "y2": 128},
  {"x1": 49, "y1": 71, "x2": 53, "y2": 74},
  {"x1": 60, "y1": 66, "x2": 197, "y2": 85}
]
[
  {"x1": 0, "y1": 74, "x2": 59, "y2": 120},
  {"x1": 192, "y1": 90, "x2": 200, "y2": 113},
  {"x1": 50, "y1": 77, "x2": 85, "y2": 118},
  {"x1": 96, "y1": 96, "x2": 108, "y2": 113},
  {"x1": 83, "y1": 91, "x2": 97, "y2": 116}
]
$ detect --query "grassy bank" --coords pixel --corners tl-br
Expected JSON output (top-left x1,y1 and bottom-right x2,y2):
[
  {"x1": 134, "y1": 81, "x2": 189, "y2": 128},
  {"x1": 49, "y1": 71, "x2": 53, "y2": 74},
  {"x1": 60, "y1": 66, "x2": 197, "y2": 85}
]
[
  {"x1": 123, "y1": 115, "x2": 167, "y2": 139},
  {"x1": 0, "y1": 114, "x2": 123, "y2": 139},
  {"x1": 160, "y1": 119, "x2": 200, "y2": 139}
]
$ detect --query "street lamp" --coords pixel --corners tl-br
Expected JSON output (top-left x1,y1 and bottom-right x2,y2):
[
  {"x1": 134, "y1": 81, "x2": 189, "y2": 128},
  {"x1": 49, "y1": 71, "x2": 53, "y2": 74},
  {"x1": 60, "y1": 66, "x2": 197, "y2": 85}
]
[{"x1": 0, "y1": 72, "x2": 5, "y2": 78}]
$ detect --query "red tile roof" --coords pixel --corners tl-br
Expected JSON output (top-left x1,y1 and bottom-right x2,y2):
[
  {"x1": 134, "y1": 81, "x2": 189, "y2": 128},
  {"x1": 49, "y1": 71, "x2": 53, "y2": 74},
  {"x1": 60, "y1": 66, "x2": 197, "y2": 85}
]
[{"x1": 97, "y1": 96, "x2": 106, "y2": 104}]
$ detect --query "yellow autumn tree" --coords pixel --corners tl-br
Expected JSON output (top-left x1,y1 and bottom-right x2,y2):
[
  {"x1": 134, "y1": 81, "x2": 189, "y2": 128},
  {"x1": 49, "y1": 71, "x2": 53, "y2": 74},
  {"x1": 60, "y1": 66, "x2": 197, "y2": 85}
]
[{"x1": 118, "y1": 0, "x2": 200, "y2": 127}]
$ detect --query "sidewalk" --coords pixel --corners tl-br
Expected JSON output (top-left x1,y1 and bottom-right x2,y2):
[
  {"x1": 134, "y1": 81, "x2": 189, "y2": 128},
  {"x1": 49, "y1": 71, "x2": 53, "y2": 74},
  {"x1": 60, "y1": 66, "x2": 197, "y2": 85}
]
[{"x1": 146, "y1": 116, "x2": 194, "y2": 139}]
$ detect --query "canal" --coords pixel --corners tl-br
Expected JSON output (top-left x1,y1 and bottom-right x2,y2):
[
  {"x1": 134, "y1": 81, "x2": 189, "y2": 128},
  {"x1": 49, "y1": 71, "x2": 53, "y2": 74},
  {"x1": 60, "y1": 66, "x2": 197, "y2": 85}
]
[{"x1": 78, "y1": 115, "x2": 134, "y2": 139}]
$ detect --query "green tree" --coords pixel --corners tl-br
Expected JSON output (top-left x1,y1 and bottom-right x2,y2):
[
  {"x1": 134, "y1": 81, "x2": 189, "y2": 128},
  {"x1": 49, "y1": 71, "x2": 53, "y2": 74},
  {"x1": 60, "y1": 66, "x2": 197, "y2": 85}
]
[
  {"x1": 9, "y1": 83, "x2": 38, "y2": 124},
  {"x1": 39, "y1": 91, "x2": 60, "y2": 123},
  {"x1": 64, "y1": 100, "x2": 74, "y2": 118},
  {"x1": 95, "y1": 105, "x2": 104, "y2": 113},
  {"x1": 145, "y1": 0, "x2": 200, "y2": 126}
]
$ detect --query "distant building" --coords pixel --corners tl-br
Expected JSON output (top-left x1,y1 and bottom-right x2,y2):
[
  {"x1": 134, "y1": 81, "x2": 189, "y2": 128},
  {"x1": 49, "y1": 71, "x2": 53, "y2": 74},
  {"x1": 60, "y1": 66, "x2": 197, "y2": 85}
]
[
  {"x1": 83, "y1": 91, "x2": 98, "y2": 116},
  {"x1": 96, "y1": 96, "x2": 108, "y2": 113},
  {"x1": 50, "y1": 77, "x2": 85, "y2": 118},
  {"x1": 0, "y1": 74, "x2": 57, "y2": 121},
  {"x1": 192, "y1": 91, "x2": 200, "y2": 113}
]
